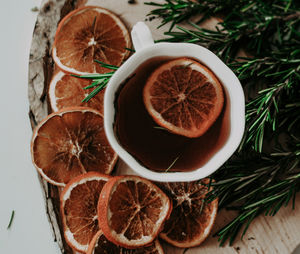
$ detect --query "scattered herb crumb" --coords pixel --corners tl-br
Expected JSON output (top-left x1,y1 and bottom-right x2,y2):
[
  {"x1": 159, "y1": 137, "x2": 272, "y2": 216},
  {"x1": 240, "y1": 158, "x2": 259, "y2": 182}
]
[
  {"x1": 180, "y1": 62, "x2": 193, "y2": 69},
  {"x1": 7, "y1": 210, "x2": 15, "y2": 229},
  {"x1": 199, "y1": 199, "x2": 205, "y2": 214},
  {"x1": 31, "y1": 6, "x2": 39, "y2": 12},
  {"x1": 165, "y1": 156, "x2": 180, "y2": 172},
  {"x1": 145, "y1": 16, "x2": 156, "y2": 22},
  {"x1": 125, "y1": 47, "x2": 136, "y2": 53},
  {"x1": 128, "y1": 0, "x2": 136, "y2": 4},
  {"x1": 154, "y1": 126, "x2": 168, "y2": 131}
]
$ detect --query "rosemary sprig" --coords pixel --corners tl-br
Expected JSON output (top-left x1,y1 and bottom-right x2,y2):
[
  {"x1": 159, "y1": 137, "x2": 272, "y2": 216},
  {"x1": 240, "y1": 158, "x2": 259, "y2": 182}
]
[
  {"x1": 207, "y1": 143, "x2": 300, "y2": 245},
  {"x1": 241, "y1": 83, "x2": 283, "y2": 152},
  {"x1": 72, "y1": 60, "x2": 118, "y2": 102},
  {"x1": 148, "y1": 0, "x2": 300, "y2": 246},
  {"x1": 145, "y1": 0, "x2": 234, "y2": 31}
]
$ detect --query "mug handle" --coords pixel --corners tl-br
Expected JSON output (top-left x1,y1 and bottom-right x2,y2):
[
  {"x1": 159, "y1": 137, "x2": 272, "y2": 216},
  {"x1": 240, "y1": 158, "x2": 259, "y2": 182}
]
[{"x1": 131, "y1": 22, "x2": 154, "y2": 52}]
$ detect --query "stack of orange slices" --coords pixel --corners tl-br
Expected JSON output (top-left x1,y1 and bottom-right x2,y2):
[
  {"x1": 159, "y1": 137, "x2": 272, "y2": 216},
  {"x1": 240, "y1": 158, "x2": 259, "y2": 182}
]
[
  {"x1": 58, "y1": 173, "x2": 217, "y2": 252},
  {"x1": 61, "y1": 174, "x2": 172, "y2": 252},
  {"x1": 48, "y1": 5, "x2": 131, "y2": 113},
  {"x1": 31, "y1": 5, "x2": 131, "y2": 184}
]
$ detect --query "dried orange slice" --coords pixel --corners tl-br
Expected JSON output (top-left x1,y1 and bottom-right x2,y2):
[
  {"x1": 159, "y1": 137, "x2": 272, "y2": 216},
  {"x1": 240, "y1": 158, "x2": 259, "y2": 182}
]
[
  {"x1": 31, "y1": 107, "x2": 117, "y2": 186},
  {"x1": 98, "y1": 175, "x2": 172, "y2": 248},
  {"x1": 157, "y1": 179, "x2": 218, "y2": 248},
  {"x1": 143, "y1": 58, "x2": 224, "y2": 138},
  {"x1": 52, "y1": 6, "x2": 131, "y2": 75},
  {"x1": 87, "y1": 230, "x2": 164, "y2": 254},
  {"x1": 60, "y1": 172, "x2": 110, "y2": 253},
  {"x1": 48, "y1": 71, "x2": 105, "y2": 114}
]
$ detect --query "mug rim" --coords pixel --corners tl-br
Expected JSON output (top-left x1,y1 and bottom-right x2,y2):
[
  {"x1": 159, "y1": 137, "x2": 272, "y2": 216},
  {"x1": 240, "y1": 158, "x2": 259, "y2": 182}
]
[{"x1": 104, "y1": 42, "x2": 245, "y2": 182}]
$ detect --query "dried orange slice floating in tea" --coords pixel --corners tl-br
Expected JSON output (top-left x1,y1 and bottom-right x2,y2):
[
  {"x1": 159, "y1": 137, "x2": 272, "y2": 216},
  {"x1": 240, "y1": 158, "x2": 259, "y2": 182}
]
[
  {"x1": 52, "y1": 6, "x2": 131, "y2": 75},
  {"x1": 60, "y1": 172, "x2": 110, "y2": 253},
  {"x1": 48, "y1": 71, "x2": 105, "y2": 114},
  {"x1": 86, "y1": 230, "x2": 165, "y2": 254},
  {"x1": 157, "y1": 179, "x2": 218, "y2": 248},
  {"x1": 31, "y1": 107, "x2": 117, "y2": 186},
  {"x1": 98, "y1": 175, "x2": 172, "y2": 248},
  {"x1": 143, "y1": 58, "x2": 224, "y2": 138}
]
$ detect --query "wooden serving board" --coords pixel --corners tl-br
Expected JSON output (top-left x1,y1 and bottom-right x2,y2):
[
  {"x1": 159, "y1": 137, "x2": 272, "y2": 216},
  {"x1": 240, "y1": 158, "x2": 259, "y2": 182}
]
[{"x1": 28, "y1": 0, "x2": 300, "y2": 253}]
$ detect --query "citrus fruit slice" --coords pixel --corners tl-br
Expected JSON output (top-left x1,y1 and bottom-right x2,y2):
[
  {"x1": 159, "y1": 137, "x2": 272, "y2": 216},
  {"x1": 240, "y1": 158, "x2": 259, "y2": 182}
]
[
  {"x1": 87, "y1": 230, "x2": 164, "y2": 254},
  {"x1": 60, "y1": 172, "x2": 110, "y2": 253},
  {"x1": 52, "y1": 6, "x2": 131, "y2": 75},
  {"x1": 157, "y1": 179, "x2": 218, "y2": 248},
  {"x1": 143, "y1": 58, "x2": 224, "y2": 138},
  {"x1": 98, "y1": 175, "x2": 172, "y2": 248},
  {"x1": 31, "y1": 107, "x2": 117, "y2": 186},
  {"x1": 48, "y1": 71, "x2": 105, "y2": 114}
]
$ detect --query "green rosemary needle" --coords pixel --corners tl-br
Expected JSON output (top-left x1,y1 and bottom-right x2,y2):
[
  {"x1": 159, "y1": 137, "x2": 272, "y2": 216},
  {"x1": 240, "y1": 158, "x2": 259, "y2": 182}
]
[
  {"x1": 7, "y1": 210, "x2": 15, "y2": 229},
  {"x1": 72, "y1": 61, "x2": 118, "y2": 102}
]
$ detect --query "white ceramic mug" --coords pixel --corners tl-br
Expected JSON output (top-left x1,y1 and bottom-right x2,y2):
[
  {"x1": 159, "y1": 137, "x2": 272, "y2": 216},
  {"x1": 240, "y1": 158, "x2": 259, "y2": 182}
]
[{"x1": 104, "y1": 22, "x2": 245, "y2": 182}]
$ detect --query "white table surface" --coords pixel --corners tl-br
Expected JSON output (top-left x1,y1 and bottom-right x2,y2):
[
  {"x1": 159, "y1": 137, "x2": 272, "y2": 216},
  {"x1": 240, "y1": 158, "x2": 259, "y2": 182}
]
[
  {"x1": 0, "y1": 0, "x2": 59, "y2": 253},
  {"x1": 0, "y1": 0, "x2": 299, "y2": 253}
]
